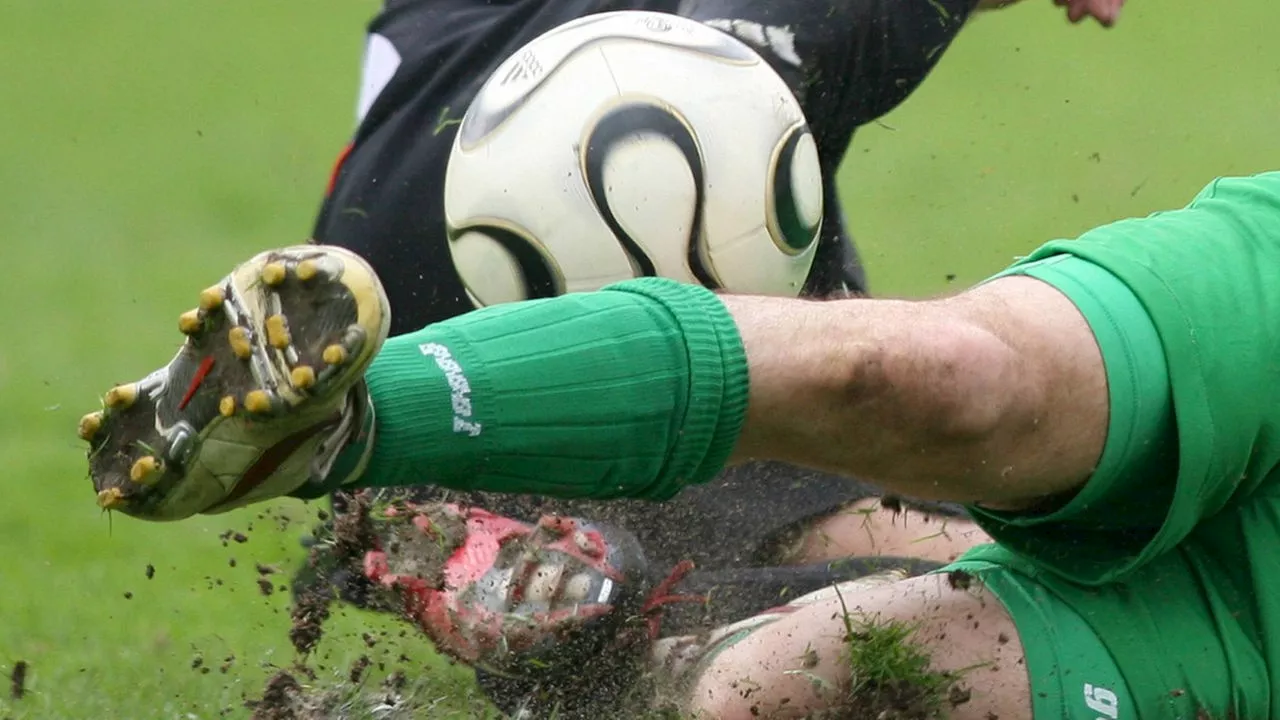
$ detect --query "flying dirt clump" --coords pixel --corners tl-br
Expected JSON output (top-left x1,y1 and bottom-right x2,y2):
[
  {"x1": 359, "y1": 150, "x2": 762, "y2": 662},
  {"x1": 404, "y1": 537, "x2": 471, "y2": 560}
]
[{"x1": 246, "y1": 491, "x2": 455, "y2": 719}]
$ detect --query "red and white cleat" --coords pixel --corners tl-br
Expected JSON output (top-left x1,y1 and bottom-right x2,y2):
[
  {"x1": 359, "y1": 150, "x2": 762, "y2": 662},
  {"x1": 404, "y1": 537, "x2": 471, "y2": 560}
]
[{"x1": 363, "y1": 502, "x2": 651, "y2": 677}]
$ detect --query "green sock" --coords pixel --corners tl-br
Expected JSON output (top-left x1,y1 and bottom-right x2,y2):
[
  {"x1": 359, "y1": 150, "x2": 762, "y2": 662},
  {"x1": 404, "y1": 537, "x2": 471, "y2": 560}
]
[{"x1": 329, "y1": 278, "x2": 748, "y2": 501}]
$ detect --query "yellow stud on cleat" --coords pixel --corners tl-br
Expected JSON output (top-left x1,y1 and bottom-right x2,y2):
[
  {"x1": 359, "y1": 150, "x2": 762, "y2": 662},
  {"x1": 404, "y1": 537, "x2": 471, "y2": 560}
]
[
  {"x1": 78, "y1": 411, "x2": 104, "y2": 441},
  {"x1": 130, "y1": 456, "x2": 161, "y2": 485},
  {"x1": 228, "y1": 327, "x2": 253, "y2": 359},
  {"x1": 219, "y1": 395, "x2": 237, "y2": 417},
  {"x1": 104, "y1": 384, "x2": 138, "y2": 410},
  {"x1": 244, "y1": 390, "x2": 273, "y2": 415},
  {"x1": 198, "y1": 286, "x2": 225, "y2": 311},
  {"x1": 295, "y1": 259, "x2": 318, "y2": 282},
  {"x1": 97, "y1": 487, "x2": 125, "y2": 510},
  {"x1": 322, "y1": 344, "x2": 347, "y2": 366},
  {"x1": 265, "y1": 314, "x2": 291, "y2": 350},
  {"x1": 261, "y1": 262, "x2": 287, "y2": 286},
  {"x1": 290, "y1": 365, "x2": 316, "y2": 390},
  {"x1": 178, "y1": 310, "x2": 203, "y2": 335}
]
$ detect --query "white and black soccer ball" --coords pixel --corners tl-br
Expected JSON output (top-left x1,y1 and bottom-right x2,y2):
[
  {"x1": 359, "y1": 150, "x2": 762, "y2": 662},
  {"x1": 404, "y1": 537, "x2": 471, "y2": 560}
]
[{"x1": 444, "y1": 10, "x2": 823, "y2": 307}]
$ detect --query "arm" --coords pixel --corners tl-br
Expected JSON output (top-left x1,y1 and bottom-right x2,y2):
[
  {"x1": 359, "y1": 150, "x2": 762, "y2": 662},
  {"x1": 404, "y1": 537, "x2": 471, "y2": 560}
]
[{"x1": 977, "y1": 0, "x2": 1124, "y2": 26}]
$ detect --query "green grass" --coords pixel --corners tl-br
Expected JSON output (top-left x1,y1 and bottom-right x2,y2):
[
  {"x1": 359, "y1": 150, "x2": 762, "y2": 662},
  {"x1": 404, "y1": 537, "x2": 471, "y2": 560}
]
[{"x1": 0, "y1": 0, "x2": 1276, "y2": 717}]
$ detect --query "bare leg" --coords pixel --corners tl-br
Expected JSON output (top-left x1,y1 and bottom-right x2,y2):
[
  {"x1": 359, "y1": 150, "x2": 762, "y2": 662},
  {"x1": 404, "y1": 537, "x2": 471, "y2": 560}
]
[
  {"x1": 784, "y1": 498, "x2": 992, "y2": 565},
  {"x1": 684, "y1": 573, "x2": 1028, "y2": 719}
]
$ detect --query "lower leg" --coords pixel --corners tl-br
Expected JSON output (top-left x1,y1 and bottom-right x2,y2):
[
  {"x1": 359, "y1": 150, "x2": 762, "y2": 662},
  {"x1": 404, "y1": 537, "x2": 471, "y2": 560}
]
[
  {"x1": 679, "y1": 573, "x2": 1030, "y2": 719},
  {"x1": 780, "y1": 497, "x2": 992, "y2": 565}
]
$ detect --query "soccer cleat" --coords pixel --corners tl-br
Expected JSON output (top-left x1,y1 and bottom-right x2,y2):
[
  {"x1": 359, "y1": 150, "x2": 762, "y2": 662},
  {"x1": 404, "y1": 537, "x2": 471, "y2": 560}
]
[
  {"x1": 363, "y1": 503, "x2": 650, "y2": 677},
  {"x1": 80, "y1": 245, "x2": 390, "y2": 521}
]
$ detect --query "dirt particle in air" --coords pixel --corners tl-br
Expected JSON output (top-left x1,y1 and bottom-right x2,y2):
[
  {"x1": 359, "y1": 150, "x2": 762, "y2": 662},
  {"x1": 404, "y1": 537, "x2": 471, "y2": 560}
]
[
  {"x1": 946, "y1": 570, "x2": 973, "y2": 591},
  {"x1": 10, "y1": 660, "x2": 28, "y2": 700},
  {"x1": 246, "y1": 670, "x2": 302, "y2": 720},
  {"x1": 348, "y1": 655, "x2": 371, "y2": 684}
]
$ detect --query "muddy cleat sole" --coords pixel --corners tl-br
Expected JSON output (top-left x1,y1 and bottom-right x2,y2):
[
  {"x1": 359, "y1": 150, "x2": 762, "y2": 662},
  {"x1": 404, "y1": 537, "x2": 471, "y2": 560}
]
[
  {"x1": 364, "y1": 503, "x2": 649, "y2": 677},
  {"x1": 81, "y1": 245, "x2": 390, "y2": 521}
]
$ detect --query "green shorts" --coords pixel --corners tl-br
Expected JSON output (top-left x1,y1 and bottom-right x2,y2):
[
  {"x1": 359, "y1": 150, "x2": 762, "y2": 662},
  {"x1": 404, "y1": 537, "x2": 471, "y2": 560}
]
[{"x1": 927, "y1": 174, "x2": 1280, "y2": 720}]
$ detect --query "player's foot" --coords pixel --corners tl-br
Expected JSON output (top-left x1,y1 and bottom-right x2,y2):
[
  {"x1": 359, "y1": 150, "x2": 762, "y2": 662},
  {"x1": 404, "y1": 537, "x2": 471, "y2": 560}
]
[
  {"x1": 79, "y1": 245, "x2": 390, "y2": 521},
  {"x1": 363, "y1": 502, "x2": 651, "y2": 677}
]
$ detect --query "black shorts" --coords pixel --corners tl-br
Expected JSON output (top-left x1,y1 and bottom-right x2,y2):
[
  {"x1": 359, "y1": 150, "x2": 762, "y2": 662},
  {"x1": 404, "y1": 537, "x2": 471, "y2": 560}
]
[{"x1": 311, "y1": 0, "x2": 978, "y2": 571}]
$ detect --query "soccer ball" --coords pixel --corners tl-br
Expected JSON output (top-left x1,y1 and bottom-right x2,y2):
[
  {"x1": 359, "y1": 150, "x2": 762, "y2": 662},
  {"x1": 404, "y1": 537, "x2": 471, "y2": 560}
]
[{"x1": 443, "y1": 10, "x2": 823, "y2": 307}]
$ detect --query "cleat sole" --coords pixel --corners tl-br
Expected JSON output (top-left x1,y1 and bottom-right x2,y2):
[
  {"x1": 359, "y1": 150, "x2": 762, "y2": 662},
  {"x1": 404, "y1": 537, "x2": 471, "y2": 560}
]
[{"x1": 83, "y1": 245, "x2": 390, "y2": 521}]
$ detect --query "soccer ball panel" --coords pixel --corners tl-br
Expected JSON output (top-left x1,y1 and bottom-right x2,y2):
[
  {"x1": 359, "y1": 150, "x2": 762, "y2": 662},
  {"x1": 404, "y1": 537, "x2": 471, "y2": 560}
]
[
  {"x1": 449, "y1": 228, "x2": 543, "y2": 306},
  {"x1": 446, "y1": 10, "x2": 824, "y2": 307}
]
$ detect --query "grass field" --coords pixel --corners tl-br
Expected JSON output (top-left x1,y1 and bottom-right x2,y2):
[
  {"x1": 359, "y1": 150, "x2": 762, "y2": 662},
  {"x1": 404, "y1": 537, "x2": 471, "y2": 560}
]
[{"x1": 0, "y1": 1, "x2": 1276, "y2": 718}]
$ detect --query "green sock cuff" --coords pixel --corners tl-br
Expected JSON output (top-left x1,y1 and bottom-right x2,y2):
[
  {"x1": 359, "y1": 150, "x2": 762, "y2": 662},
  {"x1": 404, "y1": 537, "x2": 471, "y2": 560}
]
[
  {"x1": 331, "y1": 278, "x2": 750, "y2": 501},
  {"x1": 604, "y1": 278, "x2": 750, "y2": 489}
]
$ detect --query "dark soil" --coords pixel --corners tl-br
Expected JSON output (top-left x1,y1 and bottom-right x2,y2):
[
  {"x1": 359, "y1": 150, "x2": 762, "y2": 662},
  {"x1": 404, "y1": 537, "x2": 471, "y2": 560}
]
[
  {"x1": 250, "y1": 491, "x2": 395, "y2": 718},
  {"x1": 348, "y1": 655, "x2": 371, "y2": 684},
  {"x1": 247, "y1": 671, "x2": 304, "y2": 720},
  {"x1": 10, "y1": 660, "x2": 27, "y2": 700},
  {"x1": 286, "y1": 491, "x2": 377, "y2": 658}
]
